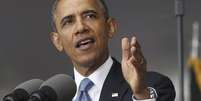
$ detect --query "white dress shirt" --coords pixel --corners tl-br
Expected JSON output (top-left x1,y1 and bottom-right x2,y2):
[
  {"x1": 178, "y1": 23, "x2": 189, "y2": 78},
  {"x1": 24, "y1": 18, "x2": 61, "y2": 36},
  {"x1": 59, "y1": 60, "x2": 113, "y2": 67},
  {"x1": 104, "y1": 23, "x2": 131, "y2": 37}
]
[{"x1": 73, "y1": 56, "x2": 156, "y2": 101}]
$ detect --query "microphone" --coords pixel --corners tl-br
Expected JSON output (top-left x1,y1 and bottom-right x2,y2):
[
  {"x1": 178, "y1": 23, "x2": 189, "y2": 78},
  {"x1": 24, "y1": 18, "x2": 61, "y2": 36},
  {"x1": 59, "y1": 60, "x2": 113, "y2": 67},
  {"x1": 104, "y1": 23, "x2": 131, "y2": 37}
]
[
  {"x1": 29, "y1": 74, "x2": 76, "y2": 101},
  {"x1": 3, "y1": 79, "x2": 44, "y2": 101}
]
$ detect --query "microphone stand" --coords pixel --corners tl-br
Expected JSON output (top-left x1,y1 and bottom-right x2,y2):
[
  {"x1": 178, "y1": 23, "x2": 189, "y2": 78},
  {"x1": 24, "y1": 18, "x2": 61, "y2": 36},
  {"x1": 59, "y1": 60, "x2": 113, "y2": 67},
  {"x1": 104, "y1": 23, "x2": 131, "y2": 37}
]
[{"x1": 175, "y1": 0, "x2": 184, "y2": 101}]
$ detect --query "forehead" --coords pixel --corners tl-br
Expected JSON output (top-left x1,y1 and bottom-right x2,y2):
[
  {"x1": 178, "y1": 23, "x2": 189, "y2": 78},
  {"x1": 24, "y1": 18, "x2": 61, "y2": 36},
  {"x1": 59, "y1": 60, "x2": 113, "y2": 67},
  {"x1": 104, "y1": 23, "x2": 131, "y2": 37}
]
[{"x1": 55, "y1": 0, "x2": 104, "y2": 18}]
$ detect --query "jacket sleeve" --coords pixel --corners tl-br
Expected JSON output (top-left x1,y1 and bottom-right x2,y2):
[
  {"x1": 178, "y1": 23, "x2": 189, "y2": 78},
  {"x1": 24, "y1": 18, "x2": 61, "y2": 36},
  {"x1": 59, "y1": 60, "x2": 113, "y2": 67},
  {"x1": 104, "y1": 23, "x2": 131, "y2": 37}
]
[{"x1": 146, "y1": 72, "x2": 176, "y2": 101}]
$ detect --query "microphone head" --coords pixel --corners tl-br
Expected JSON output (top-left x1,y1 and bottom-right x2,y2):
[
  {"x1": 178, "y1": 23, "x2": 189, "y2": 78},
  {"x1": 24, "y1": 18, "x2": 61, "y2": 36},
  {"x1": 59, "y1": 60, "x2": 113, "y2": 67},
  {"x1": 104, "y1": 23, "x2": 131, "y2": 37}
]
[
  {"x1": 15, "y1": 79, "x2": 44, "y2": 95},
  {"x1": 3, "y1": 79, "x2": 43, "y2": 101},
  {"x1": 40, "y1": 74, "x2": 76, "y2": 101}
]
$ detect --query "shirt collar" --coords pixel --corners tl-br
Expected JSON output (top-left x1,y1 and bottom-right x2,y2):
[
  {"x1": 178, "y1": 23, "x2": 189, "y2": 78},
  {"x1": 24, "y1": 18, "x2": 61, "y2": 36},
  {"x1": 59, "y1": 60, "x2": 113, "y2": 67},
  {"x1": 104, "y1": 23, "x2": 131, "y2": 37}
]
[{"x1": 74, "y1": 56, "x2": 113, "y2": 91}]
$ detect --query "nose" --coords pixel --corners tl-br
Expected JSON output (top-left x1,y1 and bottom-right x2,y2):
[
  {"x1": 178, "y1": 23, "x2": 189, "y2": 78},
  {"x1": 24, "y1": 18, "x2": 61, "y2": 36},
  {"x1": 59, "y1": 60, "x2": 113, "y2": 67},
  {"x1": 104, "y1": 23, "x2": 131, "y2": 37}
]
[{"x1": 75, "y1": 18, "x2": 88, "y2": 34}]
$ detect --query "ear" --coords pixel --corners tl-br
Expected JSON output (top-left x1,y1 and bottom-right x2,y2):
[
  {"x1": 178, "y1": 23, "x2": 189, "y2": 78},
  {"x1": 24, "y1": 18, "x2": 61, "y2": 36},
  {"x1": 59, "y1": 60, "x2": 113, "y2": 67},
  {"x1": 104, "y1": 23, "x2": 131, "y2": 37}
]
[
  {"x1": 107, "y1": 18, "x2": 117, "y2": 38},
  {"x1": 50, "y1": 32, "x2": 64, "y2": 52}
]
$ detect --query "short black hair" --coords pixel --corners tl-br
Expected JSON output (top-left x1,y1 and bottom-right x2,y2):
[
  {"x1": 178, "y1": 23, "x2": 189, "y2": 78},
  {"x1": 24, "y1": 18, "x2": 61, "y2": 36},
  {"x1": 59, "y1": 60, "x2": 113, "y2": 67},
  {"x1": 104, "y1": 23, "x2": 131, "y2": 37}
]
[{"x1": 51, "y1": 0, "x2": 109, "y2": 32}]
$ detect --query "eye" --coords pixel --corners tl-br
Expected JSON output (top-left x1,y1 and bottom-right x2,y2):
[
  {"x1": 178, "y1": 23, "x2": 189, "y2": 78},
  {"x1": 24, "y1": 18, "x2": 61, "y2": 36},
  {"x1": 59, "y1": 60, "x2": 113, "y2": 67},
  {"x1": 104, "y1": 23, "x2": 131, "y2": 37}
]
[
  {"x1": 61, "y1": 16, "x2": 74, "y2": 27},
  {"x1": 63, "y1": 18, "x2": 73, "y2": 26},
  {"x1": 85, "y1": 13, "x2": 97, "y2": 19}
]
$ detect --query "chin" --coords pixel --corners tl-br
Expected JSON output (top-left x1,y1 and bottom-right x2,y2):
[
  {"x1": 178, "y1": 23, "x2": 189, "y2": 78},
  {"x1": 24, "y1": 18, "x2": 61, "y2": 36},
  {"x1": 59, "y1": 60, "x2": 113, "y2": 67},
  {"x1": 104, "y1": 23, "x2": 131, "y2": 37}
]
[{"x1": 76, "y1": 54, "x2": 99, "y2": 68}]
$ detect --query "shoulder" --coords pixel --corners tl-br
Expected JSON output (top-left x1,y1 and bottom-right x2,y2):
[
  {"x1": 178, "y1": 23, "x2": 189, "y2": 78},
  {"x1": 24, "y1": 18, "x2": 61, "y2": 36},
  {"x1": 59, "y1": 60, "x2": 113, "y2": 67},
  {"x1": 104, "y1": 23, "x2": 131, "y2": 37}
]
[
  {"x1": 146, "y1": 71, "x2": 174, "y2": 88},
  {"x1": 146, "y1": 71, "x2": 172, "y2": 83}
]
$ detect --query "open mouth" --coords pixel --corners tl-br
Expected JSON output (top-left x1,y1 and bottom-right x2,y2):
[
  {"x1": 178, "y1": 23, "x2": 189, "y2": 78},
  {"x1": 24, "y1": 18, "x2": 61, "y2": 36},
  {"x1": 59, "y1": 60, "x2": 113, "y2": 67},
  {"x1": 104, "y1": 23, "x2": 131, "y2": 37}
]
[{"x1": 75, "y1": 37, "x2": 95, "y2": 49}]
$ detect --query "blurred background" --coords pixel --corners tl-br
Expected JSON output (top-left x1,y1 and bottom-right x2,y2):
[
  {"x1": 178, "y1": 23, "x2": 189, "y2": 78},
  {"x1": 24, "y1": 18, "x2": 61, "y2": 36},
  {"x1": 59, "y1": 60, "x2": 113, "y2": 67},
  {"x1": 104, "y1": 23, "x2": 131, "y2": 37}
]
[{"x1": 0, "y1": 0, "x2": 200, "y2": 101}]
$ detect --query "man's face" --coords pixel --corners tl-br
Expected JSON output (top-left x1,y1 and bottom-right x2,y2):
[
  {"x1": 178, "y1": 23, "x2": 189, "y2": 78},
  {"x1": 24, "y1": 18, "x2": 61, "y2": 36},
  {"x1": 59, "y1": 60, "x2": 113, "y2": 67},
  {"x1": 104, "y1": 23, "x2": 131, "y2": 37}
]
[{"x1": 51, "y1": 0, "x2": 116, "y2": 68}]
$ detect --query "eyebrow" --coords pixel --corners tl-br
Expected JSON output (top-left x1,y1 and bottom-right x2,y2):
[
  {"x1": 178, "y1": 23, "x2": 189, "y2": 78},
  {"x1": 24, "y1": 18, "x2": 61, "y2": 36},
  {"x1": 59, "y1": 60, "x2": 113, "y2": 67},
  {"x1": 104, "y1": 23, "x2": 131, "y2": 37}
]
[{"x1": 81, "y1": 9, "x2": 98, "y2": 15}]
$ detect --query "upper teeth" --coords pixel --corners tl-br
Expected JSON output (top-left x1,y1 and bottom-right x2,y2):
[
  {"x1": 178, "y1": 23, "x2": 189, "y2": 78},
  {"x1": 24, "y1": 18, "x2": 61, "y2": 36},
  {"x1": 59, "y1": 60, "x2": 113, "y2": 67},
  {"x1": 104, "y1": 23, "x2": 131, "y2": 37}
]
[{"x1": 80, "y1": 39, "x2": 91, "y2": 44}]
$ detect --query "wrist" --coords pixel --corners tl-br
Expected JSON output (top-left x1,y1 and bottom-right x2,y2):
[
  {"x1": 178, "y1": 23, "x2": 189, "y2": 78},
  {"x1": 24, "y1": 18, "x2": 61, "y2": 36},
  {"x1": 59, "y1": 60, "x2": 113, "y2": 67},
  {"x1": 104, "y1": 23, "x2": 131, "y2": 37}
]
[
  {"x1": 133, "y1": 87, "x2": 157, "y2": 100},
  {"x1": 133, "y1": 87, "x2": 150, "y2": 100}
]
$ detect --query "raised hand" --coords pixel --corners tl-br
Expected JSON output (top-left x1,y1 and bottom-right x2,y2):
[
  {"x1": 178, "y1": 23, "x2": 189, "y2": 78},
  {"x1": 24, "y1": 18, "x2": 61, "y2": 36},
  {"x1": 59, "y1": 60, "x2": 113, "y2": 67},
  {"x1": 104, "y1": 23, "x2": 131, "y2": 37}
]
[{"x1": 121, "y1": 36, "x2": 150, "y2": 99}]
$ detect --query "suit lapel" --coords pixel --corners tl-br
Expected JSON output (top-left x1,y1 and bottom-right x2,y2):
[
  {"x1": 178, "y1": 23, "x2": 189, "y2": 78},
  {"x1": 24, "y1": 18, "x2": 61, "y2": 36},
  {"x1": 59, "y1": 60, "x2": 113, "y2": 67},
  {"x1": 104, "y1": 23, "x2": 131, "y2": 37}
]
[
  {"x1": 71, "y1": 58, "x2": 133, "y2": 101},
  {"x1": 99, "y1": 58, "x2": 131, "y2": 101}
]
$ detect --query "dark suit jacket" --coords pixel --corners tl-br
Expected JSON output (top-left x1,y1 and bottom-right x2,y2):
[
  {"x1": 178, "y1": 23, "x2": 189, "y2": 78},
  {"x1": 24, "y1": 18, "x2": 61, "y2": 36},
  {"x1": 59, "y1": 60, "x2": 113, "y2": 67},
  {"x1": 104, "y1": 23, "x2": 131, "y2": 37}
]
[{"x1": 98, "y1": 58, "x2": 176, "y2": 101}]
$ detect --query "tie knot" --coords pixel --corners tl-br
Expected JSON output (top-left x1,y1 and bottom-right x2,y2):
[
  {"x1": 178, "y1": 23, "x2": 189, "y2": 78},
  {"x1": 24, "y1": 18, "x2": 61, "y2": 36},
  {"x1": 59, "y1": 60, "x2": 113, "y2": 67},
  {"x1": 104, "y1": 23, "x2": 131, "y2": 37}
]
[{"x1": 79, "y1": 78, "x2": 94, "y2": 92}]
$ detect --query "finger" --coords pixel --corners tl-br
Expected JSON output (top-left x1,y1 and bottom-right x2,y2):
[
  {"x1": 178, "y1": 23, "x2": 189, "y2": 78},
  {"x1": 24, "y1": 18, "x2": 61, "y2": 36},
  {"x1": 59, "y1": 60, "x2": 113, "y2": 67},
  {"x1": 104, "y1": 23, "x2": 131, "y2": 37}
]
[
  {"x1": 127, "y1": 56, "x2": 140, "y2": 71},
  {"x1": 130, "y1": 46, "x2": 137, "y2": 61},
  {"x1": 131, "y1": 36, "x2": 141, "y2": 49},
  {"x1": 122, "y1": 37, "x2": 130, "y2": 60},
  {"x1": 131, "y1": 46, "x2": 145, "y2": 66},
  {"x1": 128, "y1": 55, "x2": 145, "y2": 71},
  {"x1": 130, "y1": 36, "x2": 144, "y2": 61},
  {"x1": 130, "y1": 43, "x2": 142, "y2": 62},
  {"x1": 131, "y1": 36, "x2": 136, "y2": 46}
]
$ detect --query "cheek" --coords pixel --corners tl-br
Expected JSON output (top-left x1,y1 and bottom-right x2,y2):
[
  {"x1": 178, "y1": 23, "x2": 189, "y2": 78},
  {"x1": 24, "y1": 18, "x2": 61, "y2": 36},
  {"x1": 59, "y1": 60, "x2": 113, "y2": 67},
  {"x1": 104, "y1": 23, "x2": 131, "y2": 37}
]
[
  {"x1": 96, "y1": 32, "x2": 109, "y2": 51},
  {"x1": 61, "y1": 26, "x2": 75, "y2": 35},
  {"x1": 60, "y1": 28, "x2": 74, "y2": 46},
  {"x1": 97, "y1": 28, "x2": 109, "y2": 43},
  {"x1": 60, "y1": 34, "x2": 74, "y2": 54},
  {"x1": 92, "y1": 23, "x2": 110, "y2": 47}
]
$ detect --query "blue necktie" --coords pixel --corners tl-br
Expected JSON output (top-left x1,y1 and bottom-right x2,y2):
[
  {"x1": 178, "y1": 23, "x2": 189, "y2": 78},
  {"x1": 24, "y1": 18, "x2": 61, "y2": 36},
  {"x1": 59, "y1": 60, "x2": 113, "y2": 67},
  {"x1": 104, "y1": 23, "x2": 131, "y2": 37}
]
[{"x1": 75, "y1": 78, "x2": 94, "y2": 101}]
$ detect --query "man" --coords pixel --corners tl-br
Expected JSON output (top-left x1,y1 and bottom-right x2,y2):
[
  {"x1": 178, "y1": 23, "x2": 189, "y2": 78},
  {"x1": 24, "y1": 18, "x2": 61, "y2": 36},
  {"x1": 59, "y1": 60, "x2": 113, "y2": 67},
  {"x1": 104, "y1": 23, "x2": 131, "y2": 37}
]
[{"x1": 50, "y1": 0, "x2": 175, "y2": 101}]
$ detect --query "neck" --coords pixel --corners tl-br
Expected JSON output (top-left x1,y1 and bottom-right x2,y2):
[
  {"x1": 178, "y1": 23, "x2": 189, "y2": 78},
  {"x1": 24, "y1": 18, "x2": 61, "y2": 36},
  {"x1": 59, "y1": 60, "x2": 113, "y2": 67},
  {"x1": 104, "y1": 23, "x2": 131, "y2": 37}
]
[{"x1": 74, "y1": 53, "x2": 109, "y2": 77}]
